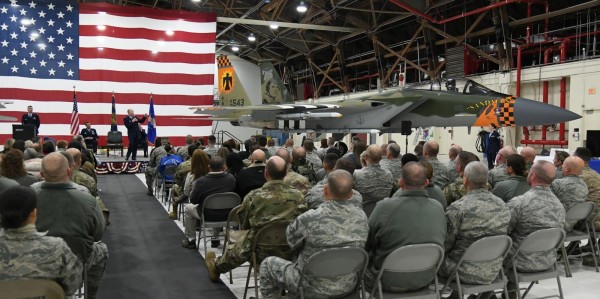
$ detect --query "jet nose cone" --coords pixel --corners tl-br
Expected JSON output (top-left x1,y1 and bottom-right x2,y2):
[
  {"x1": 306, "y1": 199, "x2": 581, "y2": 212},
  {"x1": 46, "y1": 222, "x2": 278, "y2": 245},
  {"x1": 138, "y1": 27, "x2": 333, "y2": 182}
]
[{"x1": 513, "y1": 97, "x2": 581, "y2": 126}]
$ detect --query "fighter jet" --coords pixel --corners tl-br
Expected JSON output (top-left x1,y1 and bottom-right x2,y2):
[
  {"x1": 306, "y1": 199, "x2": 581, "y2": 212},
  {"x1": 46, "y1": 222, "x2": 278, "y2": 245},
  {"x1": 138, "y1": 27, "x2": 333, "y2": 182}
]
[
  {"x1": 192, "y1": 57, "x2": 580, "y2": 133},
  {"x1": 0, "y1": 102, "x2": 18, "y2": 122}
]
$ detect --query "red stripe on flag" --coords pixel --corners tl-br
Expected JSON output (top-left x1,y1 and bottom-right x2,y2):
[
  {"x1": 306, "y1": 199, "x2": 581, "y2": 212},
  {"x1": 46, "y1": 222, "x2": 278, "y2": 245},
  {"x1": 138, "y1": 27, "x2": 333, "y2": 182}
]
[
  {"x1": 0, "y1": 112, "x2": 213, "y2": 127},
  {"x1": 80, "y1": 25, "x2": 216, "y2": 43},
  {"x1": 80, "y1": 3, "x2": 217, "y2": 22},
  {"x1": 79, "y1": 48, "x2": 215, "y2": 64},
  {"x1": 79, "y1": 70, "x2": 214, "y2": 85},
  {"x1": 0, "y1": 89, "x2": 213, "y2": 105},
  {"x1": 0, "y1": 135, "x2": 201, "y2": 148}
]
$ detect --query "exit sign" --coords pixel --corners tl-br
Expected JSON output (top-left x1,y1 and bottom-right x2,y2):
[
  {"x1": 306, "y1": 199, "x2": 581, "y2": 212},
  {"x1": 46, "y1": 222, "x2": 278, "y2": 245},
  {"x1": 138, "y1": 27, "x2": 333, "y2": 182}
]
[{"x1": 589, "y1": 88, "x2": 596, "y2": 95}]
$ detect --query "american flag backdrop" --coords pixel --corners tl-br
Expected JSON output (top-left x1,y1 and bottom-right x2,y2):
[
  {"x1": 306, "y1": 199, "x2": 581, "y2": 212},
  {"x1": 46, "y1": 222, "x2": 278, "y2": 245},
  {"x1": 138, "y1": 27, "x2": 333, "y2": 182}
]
[{"x1": 0, "y1": 0, "x2": 215, "y2": 145}]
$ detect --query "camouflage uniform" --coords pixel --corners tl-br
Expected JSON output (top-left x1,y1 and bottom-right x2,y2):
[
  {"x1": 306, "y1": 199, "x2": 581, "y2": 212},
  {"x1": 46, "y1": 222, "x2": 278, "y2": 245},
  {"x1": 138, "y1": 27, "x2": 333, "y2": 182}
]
[
  {"x1": 353, "y1": 164, "x2": 395, "y2": 204},
  {"x1": 551, "y1": 175, "x2": 589, "y2": 231},
  {"x1": 259, "y1": 200, "x2": 368, "y2": 299},
  {"x1": 447, "y1": 160, "x2": 459, "y2": 183},
  {"x1": 440, "y1": 188, "x2": 510, "y2": 284},
  {"x1": 381, "y1": 157, "x2": 402, "y2": 183},
  {"x1": 581, "y1": 166, "x2": 600, "y2": 230},
  {"x1": 176, "y1": 145, "x2": 190, "y2": 160},
  {"x1": 305, "y1": 150, "x2": 323, "y2": 171},
  {"x1": 427, "y1": 157, "x2": 450, "y2": 189},
  {"x1": 492, "y1": 176, "x2": 530, "y2": 202},
  {"x1": 305, "y1": 178, "x2": 363, "y2": 209},
  {"x1": 489, "y1": 164, "x2": 510, "y2": 187},
  {"x1": 0, "y1": 224, "x2": 83, "y2": 295},
  {"x1": 284, "y1": 171, "x2": 312, "y2": 196},
  {"x1": 506, "y1": 186, "x2": 566, "y2": 271},
  {"x1": 444, "y1": 178, "x2": 492, "y2": 205},
  {"x1": 80, "y1": 161, "x2": 98, "y2": 183},
  {"x1": 144, "y1": 146, "x2": 167, "y2": 188},
  {"x1": 72, "y1": 169, "x2": 98, "y2": 197},
  {"x1": 203, "y1": 145, "x2": 218, "y2": 158},
  {"x1": 215, "y1": 180, "x2": 307, "y2": 273},
  {"x1": 172, "y1": 160, "x2": 192, "y2": 199},
  {"x1": 291, "y1": 159, "x2": 318, "y2": 185}
]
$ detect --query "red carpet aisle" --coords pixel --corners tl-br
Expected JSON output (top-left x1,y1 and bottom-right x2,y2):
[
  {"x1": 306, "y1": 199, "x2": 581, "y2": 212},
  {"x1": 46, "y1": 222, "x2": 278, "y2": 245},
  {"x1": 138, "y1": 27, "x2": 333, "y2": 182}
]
[{"x1": 96, "y1": 174, "x2": 235, "y2": 299}]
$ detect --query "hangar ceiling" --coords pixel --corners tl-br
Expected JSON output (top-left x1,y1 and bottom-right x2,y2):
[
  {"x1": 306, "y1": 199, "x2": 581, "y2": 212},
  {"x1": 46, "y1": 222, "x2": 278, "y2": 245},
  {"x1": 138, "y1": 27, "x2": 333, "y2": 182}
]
[{"x1": 94, "y1": 0, "x2": 600, "y2": 98}]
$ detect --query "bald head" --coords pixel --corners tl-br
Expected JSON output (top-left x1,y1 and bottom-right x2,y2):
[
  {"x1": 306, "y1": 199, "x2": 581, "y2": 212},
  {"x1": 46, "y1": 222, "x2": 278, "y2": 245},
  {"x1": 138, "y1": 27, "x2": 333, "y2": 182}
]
[
  {"x1": 497, "y1": 146, "x2": 516, "y2": 165},
  {"x1": 423, "y1": 141, "x2": 440, "y2": 158},
  {"x1": 292, "y1": 146, "x2": 306, "y2": 161},
  {"x1": 65, "y1": 148, "x2": 81, "y2": 167},
  {"x1": 562, "y1": 156, "x2": 585, "y2": 176},
  {"x1": 41, "y1": 152, "x2": 71, "y2": 183},
  {"x1": 265, "y1": 156, "x2": 287, "y2": 180},
  {"x1": 251, "y1": 149, "x2": 266, "y2": 164},
  {"x1": 448, "y1": 144, "x2": 462, "y2": 160},
  {"x1": 284, "y1": 138, "x2": 294, "y2": 148},
  {"x1": 528, "y1": 160, "x2": 556, "y2": 186},
  {"x1": 365, "y1": 144, "x2": 382, "y2": 165},
  {"x1": 325, "y1": 170, "x2": 354, "y2": 200},
  {"x1": 400, "y1": 162, "x2": 428, "y2": 190},
  {"x1": 520, "y1": 147, "x2": 536, "y2": 163},
  {"x1": 275, "y1": 148, "x2": 291, "y2": 164}
]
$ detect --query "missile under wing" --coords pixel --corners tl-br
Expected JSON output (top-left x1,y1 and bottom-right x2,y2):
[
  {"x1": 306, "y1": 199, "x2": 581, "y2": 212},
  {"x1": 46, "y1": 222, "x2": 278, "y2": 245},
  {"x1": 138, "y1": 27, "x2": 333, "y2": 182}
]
[{"x1": 194, "y1": 63, "x2": 580, "y2": 132}]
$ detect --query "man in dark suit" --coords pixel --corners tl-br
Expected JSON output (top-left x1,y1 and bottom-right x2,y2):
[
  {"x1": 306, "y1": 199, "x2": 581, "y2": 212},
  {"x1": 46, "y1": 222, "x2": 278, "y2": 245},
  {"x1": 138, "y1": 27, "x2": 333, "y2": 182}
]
[
  {"x1": 123, "y1": 109, "x2": 147, "y2": 161},
  {"x1": 21, "y1": 105, "x2": 40, "y2": 135},
  {"x1": 138, "y1": 126, "x2": 149, "y2": 158},
  {"x1": 80, "y1": 122, "x2": 99, "y2": 153}
]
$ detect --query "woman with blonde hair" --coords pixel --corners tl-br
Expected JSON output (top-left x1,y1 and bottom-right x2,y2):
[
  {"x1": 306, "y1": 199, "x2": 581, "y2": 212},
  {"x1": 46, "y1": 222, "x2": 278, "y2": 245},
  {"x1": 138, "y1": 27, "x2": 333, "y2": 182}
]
[{"x1": 1, "y1": 149, "x2": 38, "y2": 186}]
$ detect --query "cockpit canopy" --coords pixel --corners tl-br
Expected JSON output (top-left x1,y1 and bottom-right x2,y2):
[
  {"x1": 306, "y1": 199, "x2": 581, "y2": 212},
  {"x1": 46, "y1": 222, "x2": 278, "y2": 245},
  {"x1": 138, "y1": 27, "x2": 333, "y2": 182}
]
[{"x1": 406, "y1": 79, "x2": 508, "y2": 97}]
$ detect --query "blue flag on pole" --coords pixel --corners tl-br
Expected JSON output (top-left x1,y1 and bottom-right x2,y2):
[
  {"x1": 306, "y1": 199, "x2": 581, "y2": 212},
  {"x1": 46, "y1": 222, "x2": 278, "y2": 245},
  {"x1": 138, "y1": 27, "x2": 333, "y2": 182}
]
[
  {"x1": 110, "y1": 94, "x2": 117, "y2": 131},
  {"x1": 147, "y1": 95, "x2": 157, "y2": 144}
]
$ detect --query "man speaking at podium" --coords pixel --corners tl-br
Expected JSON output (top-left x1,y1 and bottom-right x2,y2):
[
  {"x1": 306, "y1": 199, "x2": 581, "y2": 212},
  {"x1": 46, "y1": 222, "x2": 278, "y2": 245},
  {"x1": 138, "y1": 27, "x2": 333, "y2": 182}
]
[
  {"x1": 124, "y1": 109, "x2": 148, "y2": 161},
  {"x1": 21, "y1": 105, "x2": 40, "y2": 135}
]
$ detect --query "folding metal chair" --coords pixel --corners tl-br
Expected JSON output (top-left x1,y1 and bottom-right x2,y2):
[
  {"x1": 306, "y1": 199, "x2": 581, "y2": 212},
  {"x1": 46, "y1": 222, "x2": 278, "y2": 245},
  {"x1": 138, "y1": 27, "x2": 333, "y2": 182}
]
[
  {"x1": 441, "y1": 235, "x2": 513, "y2": 299},
  {"x1": 0, "y1": 279, "x2": 65, "y2": 299},
  {"x1": 197, "y1": 192, "x2": 241, "y2": 256},
  {"x1": 507, "y1": 228, "x2": 566, "y2": 299},
  {"x1": 159, "y1": 164, "x2": 178, "y2": 204},
  {"x1": 299, "y1": 247, "x2": 369, "y2": 299},
  {"x1": 244, "y1": 221, "x2": 292, "y2": 299},
  {"x1": 222, "y1": 205, "x2": 244, "y2": 284},
  {"x1": 559, "y1": 202, "x2": 598, "y2": 277},
  {"x1": 368, "y1": 244, "x2": 444, "y2": 299}
]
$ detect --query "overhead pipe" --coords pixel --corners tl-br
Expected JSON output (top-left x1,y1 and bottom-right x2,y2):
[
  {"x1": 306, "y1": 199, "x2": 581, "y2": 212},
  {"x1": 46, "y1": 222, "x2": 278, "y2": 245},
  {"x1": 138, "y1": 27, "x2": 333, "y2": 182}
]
[
  {"x1": 542, "y1": 47, "x2": 553, "y2": 141},
  {"x1": 559, "y1": 38, "x2": 570, "y2": 142},
  {"x1": 389, "y1": 0, "x2": 546, "y2": 25}
]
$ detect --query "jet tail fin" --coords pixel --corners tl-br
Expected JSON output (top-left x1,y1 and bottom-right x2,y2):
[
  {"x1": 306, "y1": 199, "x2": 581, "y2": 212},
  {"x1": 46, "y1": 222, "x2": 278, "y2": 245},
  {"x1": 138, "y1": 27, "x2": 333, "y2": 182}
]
[
  {"x1": 216, "y1": 55, "x2": 252, "y2": 107},
  {"x1": 260, "y1": 61, "x2": 293, "y2": 104}
]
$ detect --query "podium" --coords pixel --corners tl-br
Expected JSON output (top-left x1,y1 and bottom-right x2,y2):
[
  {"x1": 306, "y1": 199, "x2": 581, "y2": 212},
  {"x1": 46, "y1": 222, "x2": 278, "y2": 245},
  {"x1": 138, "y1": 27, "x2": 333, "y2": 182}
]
[{"x1": 13, "y1": 124, "x2": 36, "y2": 141}]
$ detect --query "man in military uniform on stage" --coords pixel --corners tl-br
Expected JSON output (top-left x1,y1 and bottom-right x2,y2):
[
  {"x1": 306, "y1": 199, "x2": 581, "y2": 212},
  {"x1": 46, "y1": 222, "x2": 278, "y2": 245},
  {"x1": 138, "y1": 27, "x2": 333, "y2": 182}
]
[
  {"x1": 205, "y1": 156, "x2": 307, "y2": 282},
  {"x1": 21, "y1": 105, "x2": 40, "y2": 135},
  {"x1": 259, "y1": 170, "x2": 368, "y2": 298},
  {"x1": 81, "y1": 122, "x2": 99, "y2": 153},
  {"x1": 551, "y1": 156, "x2": 588, "y2": 231},
  {"x1": 440, "y1": 161, "x2": 510, "y2": 285}
]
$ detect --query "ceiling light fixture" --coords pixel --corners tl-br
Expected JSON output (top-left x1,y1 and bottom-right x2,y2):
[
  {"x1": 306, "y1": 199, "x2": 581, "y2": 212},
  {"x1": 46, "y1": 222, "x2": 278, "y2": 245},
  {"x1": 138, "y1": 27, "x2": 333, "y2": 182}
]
[
  {"x1": 269, "y1": 23, "x2": 279, "y2": 29},
  {"x1": 231, "y1": 46, "x2": 239, "y2": 52},
  {"x1": 296, "y1": 1, "x2": 307, "y2": 13},
  {"x1": 165, "y1": 30, "x2": 174, "y2": 36},
  {"x1": 248, "y1": 33, "x2": 256, "y2": 42}
]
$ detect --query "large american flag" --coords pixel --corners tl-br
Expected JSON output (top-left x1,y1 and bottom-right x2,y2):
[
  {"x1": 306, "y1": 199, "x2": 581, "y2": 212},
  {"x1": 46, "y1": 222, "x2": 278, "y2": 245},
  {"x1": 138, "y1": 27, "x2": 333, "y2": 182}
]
[{"x1": 0, "y1": 0, "x2": 215, "y2": 145}]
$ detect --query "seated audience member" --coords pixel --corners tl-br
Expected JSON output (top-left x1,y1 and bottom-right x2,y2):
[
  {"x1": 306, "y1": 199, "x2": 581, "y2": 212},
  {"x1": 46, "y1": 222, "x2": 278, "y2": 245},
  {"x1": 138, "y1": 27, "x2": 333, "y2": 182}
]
[
  {"x1": 489, "y1": 146, "x2": 515, "y2": 187},
  {"x1": 291, "y1": 146, "x2": 318, "y2": 184},
  {"x1": 145, "y1": 137, "x2": 169, "y2": 196},
  {"x1": 266, "y1": 138, "x2": 279, "y2": 157},
  {"x1": 305, "y1": 157, "x2": 362, "y2": 209},
  {"x1": 551, "y1": 156, "x2": 587, "y2": 231},
  {"x1": 235, "y1": 150, "x2": 266, "y2": 200},
  {"x1": 314, "y1": 152, "x2": 338, "y2": 183},
  {"x1": 242, "y1": 142, "x2": 260, "y2": 167},
  {"x1": 176, "y1": 135, "x2": 195, "y2": 160},
  {"x1": 419, "y1": 160, "x2": 447, "y2": 209},
  {"x1": 0, "y1": 186, "x2": 83, "y2": 295},
  {"x1": 0, "y1": 171, "x2": 18, "y2": 193},
  {"x1": 12, "y1": 140, "x2": 26, "y2": 152},
  {"x1": 169, "y1": 144, "x2": 196, "y2": 219},
  {"x1": 303, "y1": 138, "x2": 323, "y2": 171},
  {"x1": 353, "y1": 145, "x2": 395, "y2": 205},
  {"x1": 1, "y1": 149, "x2": 38, "y2": 186},
  {"x1": 520, "y1": 147, "x2": 537, "y2": 173},
  {"x1": 492, "y1": 154, "x2": 530, "y2": 202},
  {"x1": 447, "y1": 144, "x2": 462, "y2": 183},
  {"x1": 366, "y1": 162, "x2": 446, "y2": 292},
  {"x1": 226, "y1": 153, "x2": 245, "y2": 177},
  {"x1": 23, "y1": 148, "x2": 43, "y2": 179},
  {"x1": 423, "y1": 141, "x2": 451, "y2": 189},
  {"x1": 180, "y1": 149, "x2": 209, "y2": 206},
  {"x1": 217, "y1": 146, "x2": 230, "y2": 161},
  {"x1": 56, "y1": 140, "x2": 68, "y2": 152},
  {"x1": 506, "y1": 160, "x2": 565, "y2": 288},
  {"x1": 156, "y1": 145, "x2": 184, "y2": 179},
  {"x1": 68, "y1": 140, "x2": 97, "y2": 169},
  {"x1": 440, "y1": 161, "x2": 510, "y2": 287},
  {"x1": 205, "y1": 156, "x2": 307, "y2": 282},
  {"x1": 35, "y1": 153, "x2": 108, "y2": 299},
  {"x1": 203, "y1": 135, "x2": 218, "y2": 158},
  {"x1": 573, "y1": 147, "x2": 600, "y2": 266},
  {"x1": 2, "y1": 138, "x2": 15, "y2": 154},
  {"x1": 65, "y1": 148, "x2": 99, "y2": 197},
  {"x1": 30, "y1": 152, "x2": 91, "y2": 195},
  {"x1": 256, "y1": 135, "x2": 272, "y2": 160},
  {"x1": 275, "y1": 148, "x2": 311, "y2": 195},
  {"x1": 284, "y1": 138, "x2": 294, "y2": 155},
  {"x1": 401, "y1": 153, "x2": 419, "y2": 166},
  {"x1": 443, "y1": 151, "x2": 481, "y2": 205},
  {"x1": 42, "y1": 140, "x2": 56, "y2": 156},
  {"x1": 347, "y1": 140, "x2": 367, "y2": 169},
  {"x1": 182, "y1": 156, "x2": 236, "y2": 249},
  {"x1": 260, "y1": 170, "x2": 368, "y2": 298},
  {"x1": 553, "y1": 151, "x2": 570, "y2": 179},
  {"x1": 380, "y1": 142, "x2": 402, "y2": 182}
]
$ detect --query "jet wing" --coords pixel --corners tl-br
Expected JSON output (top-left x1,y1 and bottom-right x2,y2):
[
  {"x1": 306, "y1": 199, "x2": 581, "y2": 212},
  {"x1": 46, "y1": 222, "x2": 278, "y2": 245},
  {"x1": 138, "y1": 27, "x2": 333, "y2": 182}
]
[{"x1": 190, "y1": 103, "x2": 344, "y2": 121}]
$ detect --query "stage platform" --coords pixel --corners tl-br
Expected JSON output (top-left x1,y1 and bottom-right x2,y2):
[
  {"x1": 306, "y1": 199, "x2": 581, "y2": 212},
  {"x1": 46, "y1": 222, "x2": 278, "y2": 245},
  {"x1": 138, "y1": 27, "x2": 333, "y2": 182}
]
[{"x1": 95, "y1": 154, "x2": 149, "y2": 175}]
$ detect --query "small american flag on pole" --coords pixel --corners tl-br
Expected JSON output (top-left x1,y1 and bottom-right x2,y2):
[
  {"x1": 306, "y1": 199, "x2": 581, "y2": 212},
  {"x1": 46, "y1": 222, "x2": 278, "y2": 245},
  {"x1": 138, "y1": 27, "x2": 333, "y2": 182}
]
[{"x1": 70, "y1": 87, "x2": 79, "y2": 135}]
